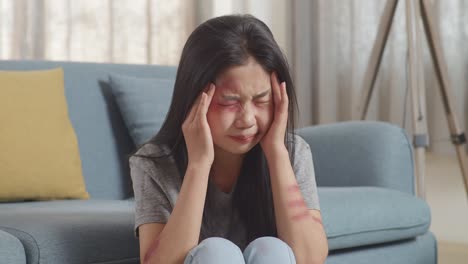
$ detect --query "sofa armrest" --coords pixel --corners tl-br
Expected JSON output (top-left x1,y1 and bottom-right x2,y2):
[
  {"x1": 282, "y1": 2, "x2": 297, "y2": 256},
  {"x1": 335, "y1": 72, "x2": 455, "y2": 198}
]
[
  {"x1": 296, "y1": 121, "x2": 415, "y2": 194},
  {"x1": 0, "y1": 229, "x2": 26, "y2": 264}
]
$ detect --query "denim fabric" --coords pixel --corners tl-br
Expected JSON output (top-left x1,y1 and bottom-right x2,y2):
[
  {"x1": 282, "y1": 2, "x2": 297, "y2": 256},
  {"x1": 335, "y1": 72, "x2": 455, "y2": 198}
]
[{"x1": 184, "y1": 237, "x2": 296, "y2": 264}]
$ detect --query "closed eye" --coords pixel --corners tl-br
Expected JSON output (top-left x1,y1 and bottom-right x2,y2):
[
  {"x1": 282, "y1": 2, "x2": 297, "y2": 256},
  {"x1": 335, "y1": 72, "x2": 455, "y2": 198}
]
[
  {"x1": 219, "y1": 103, "x2": 237, "y2": 106},
  {"x1": 219, "y1": 100, "x2": 270, "y2": 106}
]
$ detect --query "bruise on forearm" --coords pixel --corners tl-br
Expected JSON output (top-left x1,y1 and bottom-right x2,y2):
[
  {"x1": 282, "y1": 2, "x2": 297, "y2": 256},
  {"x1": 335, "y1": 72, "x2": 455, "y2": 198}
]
[
  {"x1": 287, "y1": 183, "x2": 323, "y2": 226},
  {"x1": 143, "y1": 236, "x2": 161, "y2": 264}
]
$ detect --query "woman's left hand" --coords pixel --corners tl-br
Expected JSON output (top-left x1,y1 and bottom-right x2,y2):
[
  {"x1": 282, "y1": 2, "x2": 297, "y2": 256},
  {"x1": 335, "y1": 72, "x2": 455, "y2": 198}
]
[{"x1": 260, "y1": 71, "x2": 289, "y2": 155}]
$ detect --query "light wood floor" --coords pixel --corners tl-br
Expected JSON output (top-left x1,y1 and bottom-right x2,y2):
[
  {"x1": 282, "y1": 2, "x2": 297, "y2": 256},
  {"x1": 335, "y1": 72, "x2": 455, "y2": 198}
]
[{"x1": 425, "y1": 152, "x2": 468, "y2": 264}]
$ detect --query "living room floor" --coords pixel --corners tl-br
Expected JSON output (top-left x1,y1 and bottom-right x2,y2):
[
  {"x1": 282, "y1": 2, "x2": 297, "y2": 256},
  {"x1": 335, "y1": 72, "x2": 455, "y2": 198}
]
[{"x1": 425, "y1": 152, "x2": 468, "y2": 264}]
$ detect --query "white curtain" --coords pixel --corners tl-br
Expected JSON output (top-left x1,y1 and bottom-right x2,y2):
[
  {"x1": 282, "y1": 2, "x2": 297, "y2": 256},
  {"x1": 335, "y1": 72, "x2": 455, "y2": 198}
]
[
  {"x1": 0, "y1": 0, "x2": 194, "y2": 65},
  {"x1": 0, "y1": 0, "x2": 290, "y2": 65},
  {"x1": 2, "y1": 0, "x2": 466, "y2": 155},
  {"x1": 293, "y1": 0, "x2": 468, "y2": 155}
]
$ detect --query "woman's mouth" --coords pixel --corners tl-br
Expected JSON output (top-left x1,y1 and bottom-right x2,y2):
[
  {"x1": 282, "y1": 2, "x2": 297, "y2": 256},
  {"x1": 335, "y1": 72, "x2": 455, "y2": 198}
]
[{"x1": 229, "y1": 134, "x2": 256, "y2": 143}]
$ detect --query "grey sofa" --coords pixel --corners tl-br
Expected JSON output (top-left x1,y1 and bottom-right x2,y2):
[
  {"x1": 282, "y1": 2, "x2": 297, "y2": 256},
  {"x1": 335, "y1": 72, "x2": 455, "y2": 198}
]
[{"x1": 0, "y1": 60, "x2": 437, "y2": 264}]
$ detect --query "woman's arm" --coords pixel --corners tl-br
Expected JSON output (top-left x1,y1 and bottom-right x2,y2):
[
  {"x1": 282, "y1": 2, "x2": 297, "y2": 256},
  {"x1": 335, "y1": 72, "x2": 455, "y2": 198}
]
[
  {"x1": 266, "y1": 147, "x2": 328, "y2": 264},
  {"x1": 142, "y1": 85, "x2": 216, "y2": 264},
  {"x1": 141, "y1": 164, "x2": 211, "y2": 264}
]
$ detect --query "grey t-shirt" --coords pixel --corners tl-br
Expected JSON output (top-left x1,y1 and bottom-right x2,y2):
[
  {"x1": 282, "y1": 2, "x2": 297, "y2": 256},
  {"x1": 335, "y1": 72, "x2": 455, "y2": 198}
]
[{"x1": 129, "y1": 134, "x2": 320, "y2": 250}]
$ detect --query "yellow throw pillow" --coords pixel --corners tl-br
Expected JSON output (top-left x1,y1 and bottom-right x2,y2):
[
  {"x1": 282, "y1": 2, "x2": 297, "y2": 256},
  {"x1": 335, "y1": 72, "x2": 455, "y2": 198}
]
[{"x1": 0, "y1": 68, "x2": 90, "y2": 201}]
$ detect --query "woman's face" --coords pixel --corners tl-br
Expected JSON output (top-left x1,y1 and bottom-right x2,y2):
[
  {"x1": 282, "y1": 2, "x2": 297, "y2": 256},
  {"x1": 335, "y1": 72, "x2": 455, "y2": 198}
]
[{"x1": 207, "y1": 57, "x2": 274, "y2": 156}]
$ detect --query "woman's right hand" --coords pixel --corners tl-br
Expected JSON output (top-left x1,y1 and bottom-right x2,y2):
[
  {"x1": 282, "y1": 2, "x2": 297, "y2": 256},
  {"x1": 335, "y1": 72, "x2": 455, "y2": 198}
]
[{"x1": 182, "y1": 83, "x2": 216, "y2": 169}]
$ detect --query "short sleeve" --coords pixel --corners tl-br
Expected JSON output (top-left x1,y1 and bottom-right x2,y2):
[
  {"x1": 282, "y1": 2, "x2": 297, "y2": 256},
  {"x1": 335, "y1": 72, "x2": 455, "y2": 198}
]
[
  {"x1": 129, "y1": 155, "x2": 172, "y2": 238},
  {"x1": 292, "y1": 135, "x2": 320, "y2": 210}
]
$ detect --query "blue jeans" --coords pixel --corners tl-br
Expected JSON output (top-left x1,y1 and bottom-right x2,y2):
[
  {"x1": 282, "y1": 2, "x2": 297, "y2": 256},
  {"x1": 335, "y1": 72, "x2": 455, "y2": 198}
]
[{"x1": 184, "y1": 236, "x2": 297, "y2": 264}]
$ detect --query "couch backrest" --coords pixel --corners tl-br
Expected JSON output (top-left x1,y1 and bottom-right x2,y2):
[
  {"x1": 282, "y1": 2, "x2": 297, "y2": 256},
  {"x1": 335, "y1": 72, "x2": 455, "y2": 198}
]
[
  {"x1": 297, "y1": 121, "x2": 415, "y2": 194},
  {"x1": 0, "y1": 60, "x2": 177, "y2": 200}
]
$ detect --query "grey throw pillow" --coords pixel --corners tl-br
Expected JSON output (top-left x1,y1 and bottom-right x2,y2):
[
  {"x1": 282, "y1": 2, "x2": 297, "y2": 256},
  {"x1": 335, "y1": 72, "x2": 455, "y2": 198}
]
[{"x1": 108, "y1": 73, "x2": 174, "y2": 146}]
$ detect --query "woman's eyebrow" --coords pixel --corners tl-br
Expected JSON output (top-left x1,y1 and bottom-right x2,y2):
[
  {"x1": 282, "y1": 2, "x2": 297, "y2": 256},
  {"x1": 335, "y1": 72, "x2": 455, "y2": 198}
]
[{"x1": 221, "y1": 89, "x2": 271, "y2": 100}]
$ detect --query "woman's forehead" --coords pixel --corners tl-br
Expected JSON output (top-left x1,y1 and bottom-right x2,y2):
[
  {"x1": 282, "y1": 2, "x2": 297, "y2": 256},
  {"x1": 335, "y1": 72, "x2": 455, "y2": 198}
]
[
  {"x1": 216, "y1": 77, "x2": 270, "y2": 95},
  {"x1": 215, "y1": 62, "x2": 270, "y2": 94}
]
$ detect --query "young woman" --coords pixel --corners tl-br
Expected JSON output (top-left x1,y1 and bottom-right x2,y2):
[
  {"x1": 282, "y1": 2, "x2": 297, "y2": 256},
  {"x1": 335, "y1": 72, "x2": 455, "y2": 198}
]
[{"x1": 130, "y1": 14, "x2": 328, "y2": 264}]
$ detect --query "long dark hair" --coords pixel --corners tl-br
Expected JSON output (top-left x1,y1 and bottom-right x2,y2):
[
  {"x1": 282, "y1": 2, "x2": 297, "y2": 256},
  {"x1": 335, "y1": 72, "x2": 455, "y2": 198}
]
[{"x1": 132, "y1": 14, "x2": 298, "y2": 245}]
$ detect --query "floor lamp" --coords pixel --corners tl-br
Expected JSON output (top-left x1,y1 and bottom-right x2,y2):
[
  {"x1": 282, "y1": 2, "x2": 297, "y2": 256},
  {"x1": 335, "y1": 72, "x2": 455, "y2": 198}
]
[{"x1": 357, "y1": 0, "x2": 468, "y2": 199}]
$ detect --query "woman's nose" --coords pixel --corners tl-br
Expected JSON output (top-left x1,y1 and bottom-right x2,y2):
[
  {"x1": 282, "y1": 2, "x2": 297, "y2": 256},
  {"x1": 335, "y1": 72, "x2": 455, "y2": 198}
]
[{"x1": 235, "y1": 104, "x2": 255, "y2": 129}]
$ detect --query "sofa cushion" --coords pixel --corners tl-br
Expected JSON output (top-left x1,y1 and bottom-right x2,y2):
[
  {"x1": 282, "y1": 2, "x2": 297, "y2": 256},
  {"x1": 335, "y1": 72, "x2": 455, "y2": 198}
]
[
  {"x1": 0, "y1": 68, "x2": 89, "y2": 201},
  {"x1": 0, "y1": 200, "x2": 138, "y2": 264},
  {"x1": 319, "y1": 187, "x2": 431, "y2": 250},
  {"x1": 108, "y1": 73, "x2": 175, "y2": 147}
]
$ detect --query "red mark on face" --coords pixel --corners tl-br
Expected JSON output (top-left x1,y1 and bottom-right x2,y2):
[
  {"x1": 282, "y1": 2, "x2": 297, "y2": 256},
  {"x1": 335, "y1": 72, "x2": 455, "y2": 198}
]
[
  {"x1": 287, "y1": 184, "x2": 300, "y2": 192},
  {"x1": 208, "y1": 99, "x2": 240, "y2": 113},
  {"x1": 208, "y1": 102, "x2": 224, "y2": 112},
  {"x1": 287, "y1": 198, "x2": 307, "y2": 208},
  {"x1": 143, "y1": 237, "x2": 160, "y2": 264}
]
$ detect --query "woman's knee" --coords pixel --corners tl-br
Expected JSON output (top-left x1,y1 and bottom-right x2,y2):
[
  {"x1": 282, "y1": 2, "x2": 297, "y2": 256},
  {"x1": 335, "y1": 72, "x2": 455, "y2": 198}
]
[
  {"x1": 243, "y1": 236, "x2": 296, "y2": 264},
  {"x1": 184, "y1": 237, "x2": 245, "y2": 264}
]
